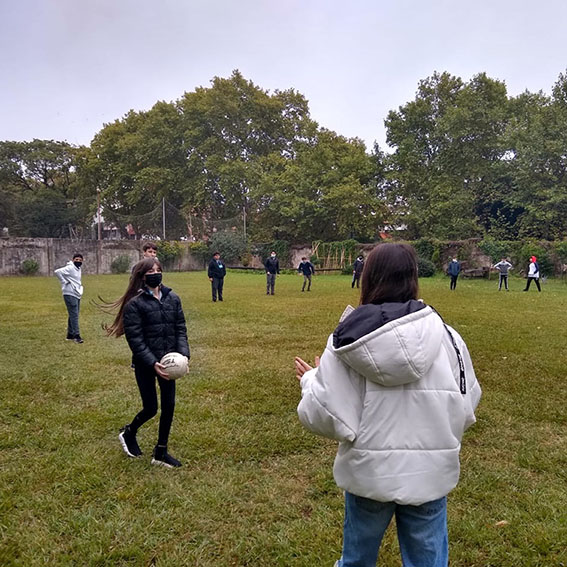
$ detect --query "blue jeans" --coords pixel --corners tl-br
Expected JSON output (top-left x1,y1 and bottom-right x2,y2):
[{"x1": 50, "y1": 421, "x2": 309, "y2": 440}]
[
  {"x1": 63, "y1": 294, "x2": 81, "y2": 338},
  {"x1": 337, "y1": 492, "x2": 448, "y2": 567}
]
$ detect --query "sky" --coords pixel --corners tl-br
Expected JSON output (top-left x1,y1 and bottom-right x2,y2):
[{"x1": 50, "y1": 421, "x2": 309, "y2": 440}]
[{"x1": 1, "y1": 0, "x2": 567, "y2": 152}]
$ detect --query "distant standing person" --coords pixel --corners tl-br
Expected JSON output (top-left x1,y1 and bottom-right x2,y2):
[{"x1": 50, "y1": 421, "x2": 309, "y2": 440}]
[
  {"x1": 297, "y1": 257, "x2": 315, "y2": 292},
  {"x1": 523, "y1": 256, "x2": 541, "y2": 292},
  {"x1": 352, "y1": 255, "x2": 364, "y2": 288},
  {"x1": 493, "y1": 258, "x2": 513, "y2": 291},
  {"x1": 54, "y1": 253, "x2": 85, "y2": 344},
  {"x1": 142, "y1": 242, "x2": 158, "y2": 259},
  {"x1": 208, "y1": 252, "x2": 226, "y2": 302},
  {"x1": 448, "y1": 258, "x2": 461, "y2": 290},
  {"x1": 265, "y1": 251, "x2": 280, "y2": 295}
]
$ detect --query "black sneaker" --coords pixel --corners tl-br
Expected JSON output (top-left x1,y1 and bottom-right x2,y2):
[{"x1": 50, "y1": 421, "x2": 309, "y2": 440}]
[
  {"x1": 151, "y1": 445, "x2": 182, "y2": 468},
  {"x1": 66, "y1": 334, "x2": 74, "y2": 341},
  {"x1": 74, "y1": 336, "x2": 84, "y2": 344},
  {"x1": 119, "y1": 425, "x2": 142, "y2": 457}
]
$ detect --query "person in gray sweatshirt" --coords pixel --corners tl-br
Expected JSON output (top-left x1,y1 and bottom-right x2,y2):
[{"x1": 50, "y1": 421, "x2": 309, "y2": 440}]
[
  {"x1": 492, "y1": 258, "x2": 513, "y2": 291},
  {"x1": 54, "y1": 253, "x2": 84, "y2": 343}
]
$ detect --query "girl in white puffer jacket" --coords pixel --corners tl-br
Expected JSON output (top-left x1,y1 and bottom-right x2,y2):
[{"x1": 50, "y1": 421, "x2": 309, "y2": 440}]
[{"x1": 295, "y1": 243, "x2": 481, "y2": 567}]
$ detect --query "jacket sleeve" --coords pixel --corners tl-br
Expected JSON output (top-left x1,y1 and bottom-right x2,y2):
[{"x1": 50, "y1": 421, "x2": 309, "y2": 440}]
[
  {"x1": 297, "y1": 335, "x2": 363, "y2": 442},
  {"x1": 123, "y1": 300, "x2": 158, "y2": 367},
  {"x1": 276, "y1": 260, "x2": 280, "y2": 274},
  {"x1": 174, "y1": 296, "x2": 190, "y2": 359},
  {"x1": 207, "y1": 260, "x2": 213, "y2": 278},
  {"x1": 54, "y1": 264, "x2": 71, "y2": 283}
]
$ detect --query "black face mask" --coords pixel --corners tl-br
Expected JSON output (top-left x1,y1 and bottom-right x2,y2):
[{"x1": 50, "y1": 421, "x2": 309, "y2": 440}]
[
  {"x1": 145, "y1": 273, "x2": 162, "y2": 288},
  {"x1": 73, "y1": 261, "x2": 82, "y2": 268}
]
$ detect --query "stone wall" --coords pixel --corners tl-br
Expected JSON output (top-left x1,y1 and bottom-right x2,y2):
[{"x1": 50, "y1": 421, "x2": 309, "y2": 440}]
[{"x1": 0, "y1": 238, "x2": 203, "y2": 276}]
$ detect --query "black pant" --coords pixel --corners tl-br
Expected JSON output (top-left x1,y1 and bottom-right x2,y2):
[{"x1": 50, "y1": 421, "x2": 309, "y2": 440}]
[
  {"x1": 524, "y1": 277, "x2": 541, "y2": 291},
  {"x1": 130, "y1": 363, "x2": 176, "y2": 446},
  {"x1": 498, "y1": 274, "x2": 509, "y2": 290},
  {"x1": 212, "y1": 277, "x2": 224, "y2": 301},
  {"x1": 450, "y1": 275, "x2": 458, "y2": 290},
  {"x1": 352, "y1": 274, "x2": 361, "y2": 288},
  {"x1": 266, "y1": 273, "x2": 276, "y2": 294}
]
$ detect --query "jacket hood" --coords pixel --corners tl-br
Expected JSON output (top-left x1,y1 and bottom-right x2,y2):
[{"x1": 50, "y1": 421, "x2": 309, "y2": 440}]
[{"x1": 332, "y1": 301, "x2": 444, "y2": 387}]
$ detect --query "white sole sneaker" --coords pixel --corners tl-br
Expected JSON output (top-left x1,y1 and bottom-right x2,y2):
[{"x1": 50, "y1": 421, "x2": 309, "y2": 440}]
[
  {"x1": 118, "y1": 432, "x2": 140, "y2": 458},
  {"x1": 151, "y1": 458, "x2": 175, "y2": 468}
]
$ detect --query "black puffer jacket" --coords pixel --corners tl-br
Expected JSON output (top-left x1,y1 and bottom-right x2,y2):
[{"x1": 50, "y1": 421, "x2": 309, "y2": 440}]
[{"x1": 123, "y1": 285, "x2": 190, "y2": 368}]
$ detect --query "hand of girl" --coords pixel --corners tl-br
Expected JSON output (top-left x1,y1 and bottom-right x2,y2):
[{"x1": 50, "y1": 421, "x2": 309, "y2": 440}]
[
  {"x1": 154, "y1": 362, "x2": 170, "y2": 380},
  {"x1": 294, "y1": 356, "x2": 320, "y2": 381}
]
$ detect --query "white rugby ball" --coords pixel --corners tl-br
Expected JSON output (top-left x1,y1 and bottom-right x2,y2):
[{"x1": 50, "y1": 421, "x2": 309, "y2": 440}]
[{"x1": 159, "y1": 352, "x2": 188, "y2": 379}]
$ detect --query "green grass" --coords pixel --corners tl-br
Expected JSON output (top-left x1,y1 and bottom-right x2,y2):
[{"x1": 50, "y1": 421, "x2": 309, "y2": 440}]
[{"x1": 1, "y1": 271, "x2": 566, "y2": 566}]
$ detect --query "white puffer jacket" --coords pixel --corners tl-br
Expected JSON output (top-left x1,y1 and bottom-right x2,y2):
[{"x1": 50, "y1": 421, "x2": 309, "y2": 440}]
[{"x1": 298, "y1": 301, "x2": 481, "y2": 506}]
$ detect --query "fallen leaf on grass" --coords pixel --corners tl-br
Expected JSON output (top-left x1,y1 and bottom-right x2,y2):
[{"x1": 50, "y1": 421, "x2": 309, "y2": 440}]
[{"x1": 494, "y1": 520, "x2": 509, "y2": 527}]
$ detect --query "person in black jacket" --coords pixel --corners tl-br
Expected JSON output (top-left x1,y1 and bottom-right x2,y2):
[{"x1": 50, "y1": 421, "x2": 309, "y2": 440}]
[
  {"x1": 103, "y1": 257, "x2": 190, "y2": 468},
  {"x1": 352, "y1": 255, "x2": 364, "y2": 288},
  {"x1": 208, "y1": 252, "x2": 226, "y2": 302},
  {"x1": 297, "y1": 257, "x2": 315, "y2": 291},
  {"x1": 264, "y1": 251, "x2": 280, "y2": 295}
]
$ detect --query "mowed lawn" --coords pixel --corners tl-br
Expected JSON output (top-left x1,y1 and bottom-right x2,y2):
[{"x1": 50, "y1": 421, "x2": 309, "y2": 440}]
[{"x1": 1, "y1": 270, "x2": 566, "y2": 567}]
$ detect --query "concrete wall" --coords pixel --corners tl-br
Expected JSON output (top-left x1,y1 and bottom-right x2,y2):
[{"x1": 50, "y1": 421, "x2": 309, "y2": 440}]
[{"x1": 0, "y1": 238, "x2": 203, "y2": 276}]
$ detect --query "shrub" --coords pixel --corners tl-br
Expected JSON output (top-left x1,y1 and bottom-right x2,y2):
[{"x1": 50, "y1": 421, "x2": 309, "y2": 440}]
[
  {"x1": 209, "y1": 231, "x2": 248, "y2": 264},
  {"x1": 20, "y1": 258, "x2": 39, "y2": 275},
  {"x1": 188, "y1": 241, "x2": 210, "y2": 266},
  {"x1": 417, "y1": 257, "x2": 436, "y2": 277},
  {"x1": 253, "y1": 240, "x2": 290, "y2": 266},
  {"x1": 157, "y1": 241, "x2": 183, "y2": 268},
  {"x1": 110, "y1": 255, "x2": 131, "y2": 274},
  {"x1": 554, "y1": 241, "x2": 567, "y2": 264},
  {"x1": 413, "y1": 238, "x2": 435, "y2": 261},
  {"x1": 517, "y1": 241, "x2": 553, "y2": 277},
  {"x1": 479, "y1": 238, "x2": 511, "y2": 262}
]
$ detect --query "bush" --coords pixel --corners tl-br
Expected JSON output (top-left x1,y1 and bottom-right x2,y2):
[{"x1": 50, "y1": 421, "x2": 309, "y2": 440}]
[
  {"x1": 517, "y1": 241, "x2": 553, "y2": 277},
  {"x1": 188, "y1": 241, "x2": 210, "y2": 266},
  {"x1": 554, "y1": 241, "x2": 567, "y2": 264},
  {"x1": 253, "y1": 240, "x2": 290, "y2": 266},
  {"x1": 20, "y1": 258, "x2": 39, "y2": 276},
  {"x1": 209, "y1": 231, "x2": 248, "y2": 264},
  {"x1": 413, "y1": 238, "x2": 435, "y2": 261},
  {"x1": 479, "y1": 238, "x2": 511, "y2": 262},
  {"x1": 157, "y1": 241, "x2": 183, "y2": 268},
  {"x1": 417, "y1": 257, "x2": 436, "y2": 277},
  {"x1": 110, "y1": 255, "x2": 131, "y2": 274}
]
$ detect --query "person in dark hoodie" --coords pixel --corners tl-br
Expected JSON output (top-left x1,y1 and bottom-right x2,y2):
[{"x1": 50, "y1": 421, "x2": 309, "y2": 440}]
[
  {"x1": 294, "y1": 243, "x2": 481, "y2": 567},
  {"x1": 102, "y1": 258, "x2": 190, "y2": 468},
  {"x1": 447, "y1": 257, "x2": 461, "y2": 290},
  {"x1": 208, "y1": 251, "x2": 226, "y2": 302},
  {"x1": 264, "y1": 251, "x2": 280, "y2": 295},
  {"x1": 352, "y1": 255, "x2": 364, "y2": 288},
  {"x1": 297, "y1": 256, "x2": 315, "y2": 292}
]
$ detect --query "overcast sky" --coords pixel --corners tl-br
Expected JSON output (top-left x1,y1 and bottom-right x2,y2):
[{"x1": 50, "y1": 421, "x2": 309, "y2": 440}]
[{"x1": 1, "y1": 0, "x2": 566, "y2": 151}]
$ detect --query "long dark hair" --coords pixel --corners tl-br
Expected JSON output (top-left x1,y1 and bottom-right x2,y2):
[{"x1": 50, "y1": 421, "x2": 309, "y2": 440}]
[
  {"x1": 99, "y1": 258, "x2": 163, "y2": 337},
  {"x1": 360, "y1": 243, "x2": 419, "y2": 305}
]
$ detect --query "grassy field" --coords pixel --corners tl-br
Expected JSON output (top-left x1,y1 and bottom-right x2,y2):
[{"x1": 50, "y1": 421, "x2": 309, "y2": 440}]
[{"x1": 1, "y1": 270, "x2": 566, "y2": 566}]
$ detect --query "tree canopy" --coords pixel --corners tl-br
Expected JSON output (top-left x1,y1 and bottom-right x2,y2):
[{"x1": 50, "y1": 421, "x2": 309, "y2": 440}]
[{"x1": 2, "y1": 69, "x2": 567, "y2": 243}]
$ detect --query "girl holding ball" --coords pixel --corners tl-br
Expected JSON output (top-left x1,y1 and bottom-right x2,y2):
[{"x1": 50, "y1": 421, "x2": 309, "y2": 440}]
[{"x1": 104, "y1": 258, "x2": 190, "y2": 468}]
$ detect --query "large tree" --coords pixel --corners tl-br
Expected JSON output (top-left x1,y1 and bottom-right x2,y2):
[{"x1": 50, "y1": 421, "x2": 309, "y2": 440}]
[
  {"x1": 0, "y1": 140, "x2": 91, "y2": 237},
  {"x1": 385, "y1": 72, "x2": 510, "y2": 239}
]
